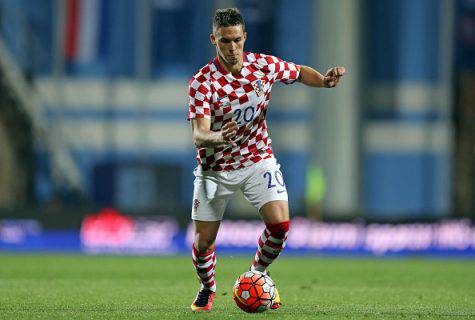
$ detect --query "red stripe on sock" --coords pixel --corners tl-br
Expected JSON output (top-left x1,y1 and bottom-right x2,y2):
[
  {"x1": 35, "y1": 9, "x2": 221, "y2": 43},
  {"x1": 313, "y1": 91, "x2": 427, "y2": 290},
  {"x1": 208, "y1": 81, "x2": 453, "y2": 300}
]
[
  {"x1": 192, "y1": 243, "x2": 216, "y2": 289},
  {"x1": 261, "y1": 248, "x2": 280, "y2": 260},
  {"x1": 202, "y1": 272, "x2": 215, "y2": 283},
  {"x1": 252, "y1": 220, "x2": 291, "y2": 269},
  {"x1": 266, "y1": 220, "x2": 290, "y2": 238},
  {"x1": 192, "y1": 243, "x2": 215, "y2": 257},
  {"x1": 204, "y1": 280, "x2": 215, "y2": 289},
  {"x1": 255, "y1": 250, "x2": 271, "y2": 266},
  {"x1": 264, "y1": 240, "x2": 282, "y2": 249},
  {"x1": 197, "y1": 262, "x2": 215, "y2": 274}
]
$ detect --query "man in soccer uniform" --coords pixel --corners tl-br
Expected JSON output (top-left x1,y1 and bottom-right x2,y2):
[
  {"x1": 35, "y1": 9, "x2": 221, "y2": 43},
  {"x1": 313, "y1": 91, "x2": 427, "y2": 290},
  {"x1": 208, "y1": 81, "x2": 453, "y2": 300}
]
[{"x1": 188, "y1": 8, "x2": 345, "y2": 311}]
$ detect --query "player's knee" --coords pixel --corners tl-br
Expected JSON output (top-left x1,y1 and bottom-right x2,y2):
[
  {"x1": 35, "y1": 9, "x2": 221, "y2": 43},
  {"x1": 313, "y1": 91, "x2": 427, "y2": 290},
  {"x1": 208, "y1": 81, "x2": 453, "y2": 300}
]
[
  {"x1": 266, "y1": 220, "x2": 290, "y2": 239},
  {"x1": 195, "y1": 238, "x2": 215, "y2": 253}
]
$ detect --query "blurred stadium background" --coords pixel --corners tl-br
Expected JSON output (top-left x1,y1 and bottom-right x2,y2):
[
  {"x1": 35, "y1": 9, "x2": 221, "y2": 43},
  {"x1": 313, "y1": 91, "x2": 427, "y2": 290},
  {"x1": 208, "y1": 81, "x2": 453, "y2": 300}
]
[{"x1": 0, "y1": 0, "x2": 474, "y2": 256}]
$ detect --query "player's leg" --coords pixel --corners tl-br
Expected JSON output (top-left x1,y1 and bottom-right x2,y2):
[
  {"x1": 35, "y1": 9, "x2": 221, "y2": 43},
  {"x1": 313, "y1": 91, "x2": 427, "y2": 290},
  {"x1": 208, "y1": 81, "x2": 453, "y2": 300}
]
[
  {"x1": 252, "y1": 200, "x2": 290, "y2": 272},
  {"x1": 241, "y1": 158, "x2": 290, "y2": 272},
  {"x1": 241, "y1": 158, "x2": 290, "y2": 309},
  {"x1": 190, "y1": 170, "x2": 232, "y2": 311},
  {"x1": 193, "y1": 220, "x2": 220, "y2": 291},
  {"x1": 254, "y1": 200, "x2": 289, "y2": 309},
  {"x1": 191, "y1": 220, "x2": 220, "y2": 311}
]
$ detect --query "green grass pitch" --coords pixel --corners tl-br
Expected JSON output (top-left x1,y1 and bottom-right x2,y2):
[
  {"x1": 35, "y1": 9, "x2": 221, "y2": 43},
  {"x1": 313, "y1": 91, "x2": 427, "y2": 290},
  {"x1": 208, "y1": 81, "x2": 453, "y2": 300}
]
[{"x1": 0, "y1": 255, "x2": 474, "y2": 319}]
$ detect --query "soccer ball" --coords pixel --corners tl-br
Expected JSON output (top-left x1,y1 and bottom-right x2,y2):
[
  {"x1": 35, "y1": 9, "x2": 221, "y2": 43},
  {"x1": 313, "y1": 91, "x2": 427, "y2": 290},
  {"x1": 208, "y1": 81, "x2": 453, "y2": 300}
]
[{"x1": 232, "y1": 270, "x2": 276, "y2": 313}]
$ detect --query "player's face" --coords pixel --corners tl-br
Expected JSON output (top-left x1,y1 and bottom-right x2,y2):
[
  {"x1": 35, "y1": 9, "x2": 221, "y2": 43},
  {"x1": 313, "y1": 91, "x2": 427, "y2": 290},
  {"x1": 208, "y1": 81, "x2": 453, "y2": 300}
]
[{"x1": 211, "y1": 25, "x2": 246, "y2": 66}]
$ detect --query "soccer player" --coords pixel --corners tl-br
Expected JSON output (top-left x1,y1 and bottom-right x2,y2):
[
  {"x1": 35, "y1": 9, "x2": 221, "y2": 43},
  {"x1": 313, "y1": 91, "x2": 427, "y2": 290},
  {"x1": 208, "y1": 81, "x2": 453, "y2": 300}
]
[{"x1": 188, "y1": 8, "x2": 345, "y2": 311}]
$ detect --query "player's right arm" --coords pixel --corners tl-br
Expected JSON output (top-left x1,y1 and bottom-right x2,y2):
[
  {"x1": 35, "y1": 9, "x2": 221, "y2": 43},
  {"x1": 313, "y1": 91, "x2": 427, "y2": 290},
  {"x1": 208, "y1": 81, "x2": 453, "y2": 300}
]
[
  {"x1": 188, "y1": 71, "x2": 237, "y2": 148},
  {"x1": 191, "y1": 118, "x2": 238, "y2": 148}
]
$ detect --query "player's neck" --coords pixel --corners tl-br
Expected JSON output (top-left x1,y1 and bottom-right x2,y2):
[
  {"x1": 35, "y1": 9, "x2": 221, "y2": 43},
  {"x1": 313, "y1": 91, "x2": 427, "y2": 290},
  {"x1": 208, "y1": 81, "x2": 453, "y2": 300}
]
[{"x1": 217, "y1": 54, "x2": 243, "y2": 75}]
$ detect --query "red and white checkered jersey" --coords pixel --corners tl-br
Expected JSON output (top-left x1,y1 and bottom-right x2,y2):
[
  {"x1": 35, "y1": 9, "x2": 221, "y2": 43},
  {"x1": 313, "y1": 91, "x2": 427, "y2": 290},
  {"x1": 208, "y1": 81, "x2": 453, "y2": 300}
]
[{"x1": 187, "y1": 52, "x2": 300, "y2": 171}]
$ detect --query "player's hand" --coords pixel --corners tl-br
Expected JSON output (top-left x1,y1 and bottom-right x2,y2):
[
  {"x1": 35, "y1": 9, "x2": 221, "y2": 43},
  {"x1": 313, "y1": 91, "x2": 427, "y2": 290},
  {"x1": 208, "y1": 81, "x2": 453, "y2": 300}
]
[
  {"x1": 323, "y1": 67, "x2": 346, "y2": 88},
  {"x1": 221, "y1": 121, "x2": 238, "y2": 147}
]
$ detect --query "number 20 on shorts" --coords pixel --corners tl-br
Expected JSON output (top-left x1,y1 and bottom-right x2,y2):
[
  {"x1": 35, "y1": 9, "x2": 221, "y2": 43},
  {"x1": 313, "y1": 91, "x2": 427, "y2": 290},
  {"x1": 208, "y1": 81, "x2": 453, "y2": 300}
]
[{"x1": 263, "y1": 170, "x2": 286, "y2": 193}]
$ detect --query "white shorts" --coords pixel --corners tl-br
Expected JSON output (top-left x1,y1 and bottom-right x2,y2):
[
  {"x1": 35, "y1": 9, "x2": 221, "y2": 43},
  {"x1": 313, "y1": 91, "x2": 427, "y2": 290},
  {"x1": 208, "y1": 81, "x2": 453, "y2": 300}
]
[{"x1": 191, "y1": 157, "x2": 288, "y2": 221}]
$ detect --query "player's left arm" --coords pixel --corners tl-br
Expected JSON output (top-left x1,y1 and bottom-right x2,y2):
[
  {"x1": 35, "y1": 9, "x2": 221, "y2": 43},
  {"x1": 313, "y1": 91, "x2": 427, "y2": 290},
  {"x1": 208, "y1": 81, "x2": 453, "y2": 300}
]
[{"x1": 297, "y1": 65, "x2": 346, "y2": 88}]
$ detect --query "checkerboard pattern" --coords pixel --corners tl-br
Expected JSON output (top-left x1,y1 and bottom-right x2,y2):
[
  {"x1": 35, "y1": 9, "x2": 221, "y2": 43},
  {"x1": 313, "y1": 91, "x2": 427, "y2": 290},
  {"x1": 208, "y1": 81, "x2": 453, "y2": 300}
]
[{"x1": 188, "y1": 52, "x2": 300, "y2": 171}]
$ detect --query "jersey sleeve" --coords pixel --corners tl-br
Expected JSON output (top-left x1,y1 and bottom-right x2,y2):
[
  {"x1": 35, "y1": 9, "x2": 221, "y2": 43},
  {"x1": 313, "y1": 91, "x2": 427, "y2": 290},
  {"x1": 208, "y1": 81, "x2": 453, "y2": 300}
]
[
  {"x1": 263, "y1": 55, "x2": 300, "y2": 84},
  {"x1": 187, "y1": 74, "x2": 212, "y2": 121}
]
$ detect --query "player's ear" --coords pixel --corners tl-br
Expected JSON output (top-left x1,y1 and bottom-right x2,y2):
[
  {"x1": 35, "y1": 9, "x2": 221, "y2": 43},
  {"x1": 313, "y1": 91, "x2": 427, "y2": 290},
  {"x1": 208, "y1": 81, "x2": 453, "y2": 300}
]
[{"x1": 210, "y1": 34, "x2": 216, "y2": 46}]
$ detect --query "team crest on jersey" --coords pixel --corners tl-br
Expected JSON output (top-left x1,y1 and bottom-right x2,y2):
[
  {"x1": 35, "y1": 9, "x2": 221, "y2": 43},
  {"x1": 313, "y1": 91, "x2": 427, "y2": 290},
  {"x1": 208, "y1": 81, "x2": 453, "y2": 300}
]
[
  {"x1": 217, "y1": 95, "x2": 231, "y2": 108},
  {"x1": 252, "y1": 79, "x2": 265, "y2": 97}
]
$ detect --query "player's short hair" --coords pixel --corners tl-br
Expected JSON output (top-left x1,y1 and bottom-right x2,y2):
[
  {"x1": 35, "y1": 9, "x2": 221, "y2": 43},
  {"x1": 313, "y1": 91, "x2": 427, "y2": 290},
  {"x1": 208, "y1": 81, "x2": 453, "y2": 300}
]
[{"x1": 212, "y1": 8, "x2": 245, "y2": 34}]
